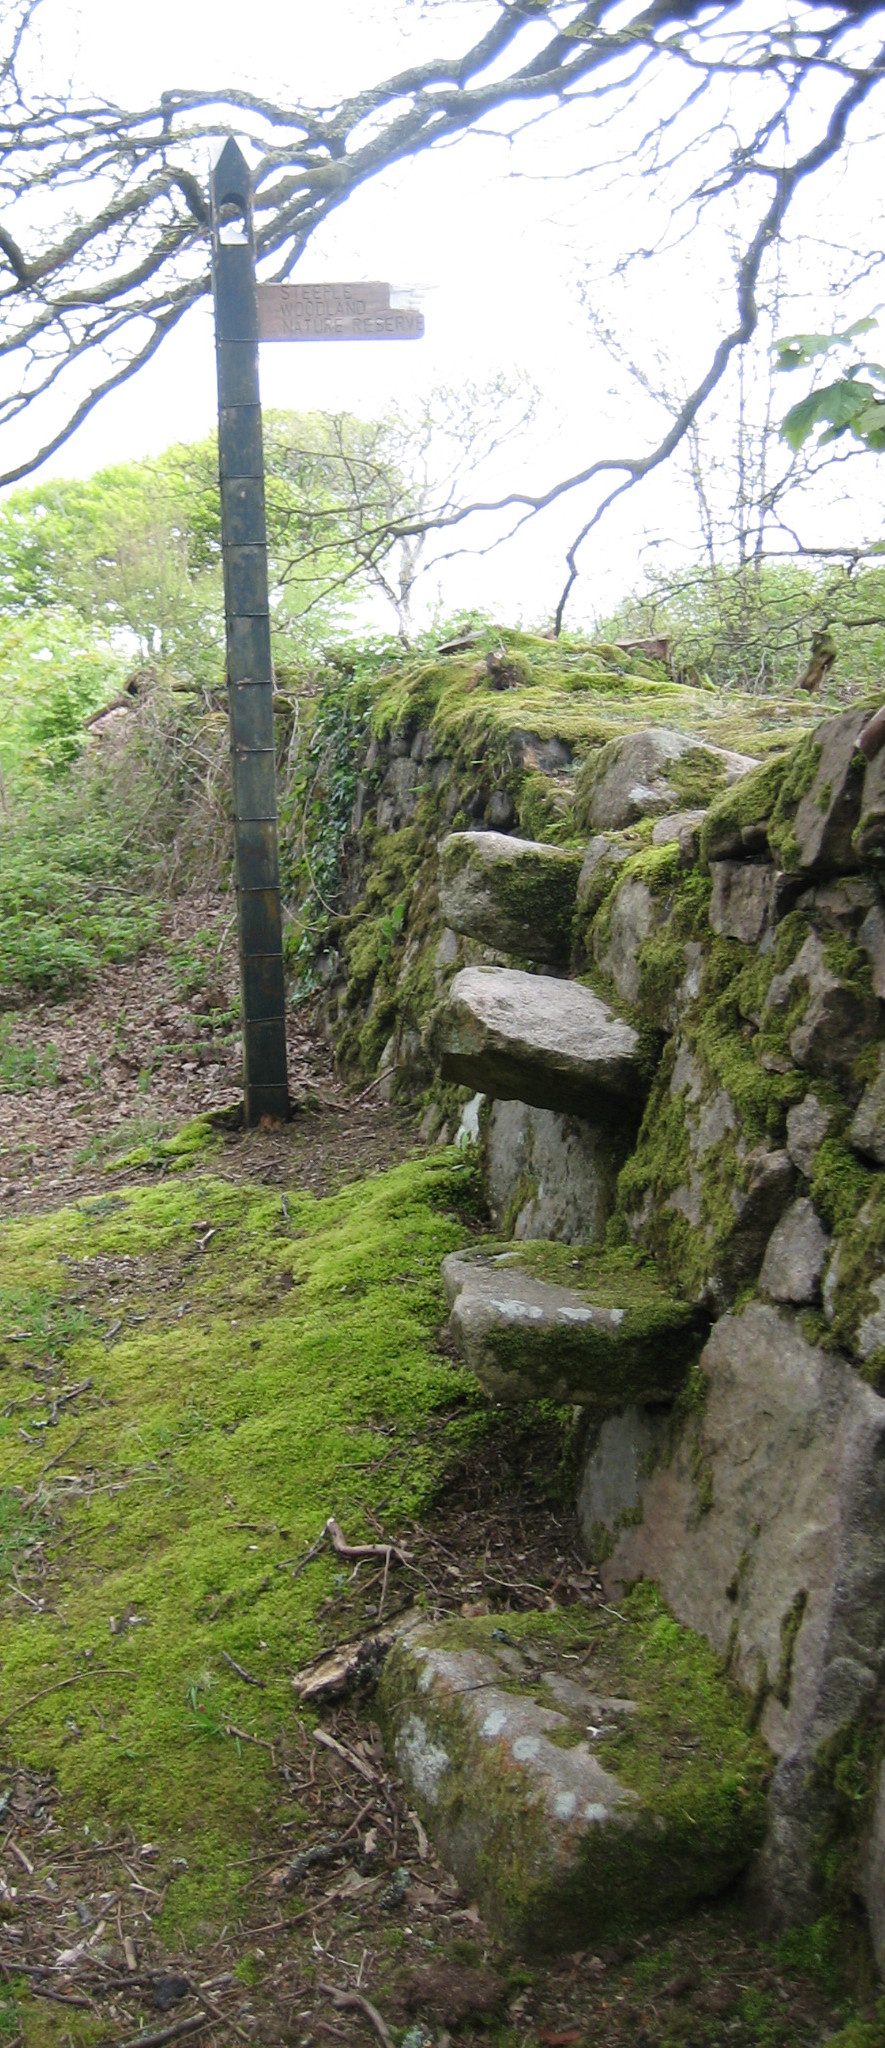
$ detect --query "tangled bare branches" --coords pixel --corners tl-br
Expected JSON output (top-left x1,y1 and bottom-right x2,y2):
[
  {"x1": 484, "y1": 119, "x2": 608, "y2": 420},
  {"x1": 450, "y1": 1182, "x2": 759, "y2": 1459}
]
[{"x1": 1, "y1": 0, "x2": 885, "y2": 617}]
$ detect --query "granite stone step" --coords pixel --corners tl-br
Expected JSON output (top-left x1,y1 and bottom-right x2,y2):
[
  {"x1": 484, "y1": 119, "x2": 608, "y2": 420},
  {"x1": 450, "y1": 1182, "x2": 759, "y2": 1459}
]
[
  {"x1": 442, "y1": 1243, "x2": 703, "y2": 1406},
  {"x1": 438, "y1": 829, "x2": 582, "y2": 965},
  {"x1": 378, "y1": 1597, "x2": 770, "y2": 1953},
  {"x1": 437, "y1": 964, "x2": 642, "y2": 1119}
]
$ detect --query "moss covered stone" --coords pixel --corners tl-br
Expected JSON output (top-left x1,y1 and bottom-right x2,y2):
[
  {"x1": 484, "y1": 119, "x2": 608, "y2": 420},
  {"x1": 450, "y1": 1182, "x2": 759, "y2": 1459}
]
[
  {"x1": 378, "y1": 1587, "x2": 771, "y2": 1953},
  {"x1": 441, "y1": 1241, "x2": 705, "y2": 1406},
  {"x1": 576, "y1": 727, "x2": 757, "y2": 836},
  {"x1": 438, "y1": 830, "x2": 582, "y2": 965},
  {"x1": 700, "y1": 754, "x2": 790, "y2": 863}
]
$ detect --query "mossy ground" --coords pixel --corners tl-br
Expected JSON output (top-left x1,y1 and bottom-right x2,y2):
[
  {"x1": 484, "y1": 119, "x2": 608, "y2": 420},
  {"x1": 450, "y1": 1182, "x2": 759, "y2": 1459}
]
[{"x1": 0, "y1": 1152, "x2": 482, "y2": 1951}]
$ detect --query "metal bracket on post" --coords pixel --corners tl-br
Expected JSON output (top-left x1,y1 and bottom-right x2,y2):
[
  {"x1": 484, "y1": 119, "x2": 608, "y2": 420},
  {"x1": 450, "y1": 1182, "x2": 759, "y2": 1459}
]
[{"x1": 210, "y1": 138, "x2": 289, "y2": 1125}]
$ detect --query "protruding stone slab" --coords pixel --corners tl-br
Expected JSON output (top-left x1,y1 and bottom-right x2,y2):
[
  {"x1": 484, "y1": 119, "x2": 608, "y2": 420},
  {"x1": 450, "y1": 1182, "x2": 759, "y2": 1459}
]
[
  {"x1": 378, "y1": 1599, "x2": 770, "y2": 1952},
  {"x1": 575, "y1": 728, "x2": 757, "y2": 833},
  {"x1": 438, "y1": 831, "x2": 581, "y2": 965},
  {"x1": 442, "y1": 1244, "x2": 702, "y2": 1406},
  {"x1": 437, "y1": 965, "x2": 641, "y2": 1118}
]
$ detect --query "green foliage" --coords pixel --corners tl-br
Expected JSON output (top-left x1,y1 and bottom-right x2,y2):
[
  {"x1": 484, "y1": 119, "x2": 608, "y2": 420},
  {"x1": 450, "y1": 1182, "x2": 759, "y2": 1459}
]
[
  {"x1": 0, "y1": 417, "x2": 383, "y2": 689},
  {"x1": 0, "y1": 779, "x2": 158, "y2": 995},
  {"x1": 279, "y1": 657, "x2": 375, "y2": 988},
  {"x1": 0, "y1": 610, "x2": 123, "y2": 786},
  {"x1": 600, "y1": 558, "x2": 885, "y2": 697},
  {"x1": 0, "y1": 679, "x2": 235, "y2": 999},
  {"x1": 777, "y1": 319, "x2": 885, "y2": 454}
]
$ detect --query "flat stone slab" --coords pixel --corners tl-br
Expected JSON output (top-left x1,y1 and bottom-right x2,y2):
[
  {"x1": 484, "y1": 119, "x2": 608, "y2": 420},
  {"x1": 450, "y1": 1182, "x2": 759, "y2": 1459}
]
[
  {"x1": 442, "y1": 1244, "x2": 702, "y2": 1405},
  {"x1": 438, "y1": 831, "x2": 581, "y2": 965},
  {"x1": 437, "y1": 965, "x2": 641, "y2": 1118},
  {"x1": 378, "y1": 1599, "x2": 770, "y2": 1953}
]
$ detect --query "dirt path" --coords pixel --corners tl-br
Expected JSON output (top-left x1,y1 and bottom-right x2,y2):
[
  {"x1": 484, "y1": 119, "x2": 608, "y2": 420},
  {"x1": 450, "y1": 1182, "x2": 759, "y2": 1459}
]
[{"x1": 0, "y1": 889, "x2": 417, "y2": 1216}]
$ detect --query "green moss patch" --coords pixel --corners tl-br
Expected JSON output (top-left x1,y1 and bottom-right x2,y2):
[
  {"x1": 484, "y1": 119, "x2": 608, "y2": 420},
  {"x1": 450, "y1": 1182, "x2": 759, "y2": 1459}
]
[
  {"x1": 0, "y1": 1153, "x2": 482, "y2": 1943},
  {"x1": 370, "y1": 634, "x2": 816, "y2": 761},
  {"x1": 109, "y1": 1111, "x2": 225, "y2": 1174},
  {"x1": 700, "y1": 753, "x2": 789, "y2": 862}
]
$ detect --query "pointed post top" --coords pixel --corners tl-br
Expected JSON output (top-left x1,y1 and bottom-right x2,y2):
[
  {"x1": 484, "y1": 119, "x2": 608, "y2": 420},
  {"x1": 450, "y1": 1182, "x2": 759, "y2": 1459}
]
[{"x1": 211, "y1": 138, "x2": 253, "y2": 235}]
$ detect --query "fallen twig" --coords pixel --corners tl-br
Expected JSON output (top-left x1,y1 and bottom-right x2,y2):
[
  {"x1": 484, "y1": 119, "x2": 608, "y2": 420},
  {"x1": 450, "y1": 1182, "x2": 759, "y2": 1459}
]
[
  {"x1": 185, "y1": 1975, "x2": 251, "y2": 2043},
  {"x1": 326, "y1": 1515, "x2": 410, "y2": 1568},
  {"x1": 28, "y1": 1983, "x2": 95, "y2": 2011},
  {"x1": 319, "y1": 1984, "x2": 396, "y2": 2048},
  {"x1": 38, "y1": 1428, "x2": 86, "y2": 1478},
  {"x1": 221, "y1": 1649, "x2": 265, "y2": 1688},
  {"x1": 224, "y1": 1723, "x2": 276, "y2": 1761},
  {"x1": 313, "y1": 1728, "x2": 377, "y2": 1784},
  {"x1": 0, "y1": 1667, "x2": 136, "y2": 1731},
  {"x1": 114, "y1": 2016, "x2": 210, "y2": 2048}
]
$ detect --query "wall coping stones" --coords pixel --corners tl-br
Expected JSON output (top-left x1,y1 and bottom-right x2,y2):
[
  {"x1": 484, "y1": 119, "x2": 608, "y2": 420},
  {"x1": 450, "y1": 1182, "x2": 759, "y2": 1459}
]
[{"x1": 576, "y1": 727, "x2": 757, "y2": 834}]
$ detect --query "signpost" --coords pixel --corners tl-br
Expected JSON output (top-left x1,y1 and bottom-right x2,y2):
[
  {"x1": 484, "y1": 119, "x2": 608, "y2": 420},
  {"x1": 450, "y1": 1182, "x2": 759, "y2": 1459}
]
[{"x1": 209, "y1": 139, "x2": 423, "y2": 1126}]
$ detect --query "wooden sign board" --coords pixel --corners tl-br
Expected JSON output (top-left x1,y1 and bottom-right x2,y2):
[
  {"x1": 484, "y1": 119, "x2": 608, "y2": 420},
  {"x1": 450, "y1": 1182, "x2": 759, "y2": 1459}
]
[{"x1": 257, "y1": 281, "x2": 424, "y2": 342}]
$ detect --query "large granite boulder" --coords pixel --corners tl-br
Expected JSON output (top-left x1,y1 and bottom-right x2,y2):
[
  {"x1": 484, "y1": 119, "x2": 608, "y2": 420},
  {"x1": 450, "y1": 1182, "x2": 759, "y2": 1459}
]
[
  {"x1": 438, "y1": 831, "x2": 581, "y2": 966},
  {"x1": 483, "y1": 1097, "x2": 619, "y2": 1243},
  {"x1": 437, "y1": 965, "x2": 643, "y2": 1119},
  {"x1": 579, "y1": 1303, "x2": 885, "y2": 1929},
  {"x1": 575, "y1": 728, "x2": 757, "y2": 833},
  {"x1": 378, "y1": 1598, "x2": 770, "y2": 1952},
  {"x1": 442, "y1": 1243, "x2": 703, "y2": 1406}
]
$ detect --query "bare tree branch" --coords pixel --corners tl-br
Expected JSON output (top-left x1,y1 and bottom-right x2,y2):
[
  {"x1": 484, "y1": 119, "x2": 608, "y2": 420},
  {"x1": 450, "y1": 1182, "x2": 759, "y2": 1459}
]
[{"x1": 0, "y1": 0, "x2": 884, "y2": 622}]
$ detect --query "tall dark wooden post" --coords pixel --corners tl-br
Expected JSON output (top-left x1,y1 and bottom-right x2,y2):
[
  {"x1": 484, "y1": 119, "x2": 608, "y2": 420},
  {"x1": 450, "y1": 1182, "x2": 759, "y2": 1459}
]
[{"x1": 210, "y1": 138, "x2": 289, "y2": 1124}]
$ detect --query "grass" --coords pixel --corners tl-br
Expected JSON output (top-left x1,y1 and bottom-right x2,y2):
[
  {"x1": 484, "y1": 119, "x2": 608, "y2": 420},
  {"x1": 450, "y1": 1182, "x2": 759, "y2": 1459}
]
[{"x1": 0, "y1": 1151, "x2": 483, "y2": 1945}]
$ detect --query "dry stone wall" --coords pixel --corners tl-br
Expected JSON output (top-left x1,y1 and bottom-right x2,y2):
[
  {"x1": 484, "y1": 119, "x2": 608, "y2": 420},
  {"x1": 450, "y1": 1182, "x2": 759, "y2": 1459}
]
[{"x1": 293, "y1": 635, "x2": 885, "y2": 1962}]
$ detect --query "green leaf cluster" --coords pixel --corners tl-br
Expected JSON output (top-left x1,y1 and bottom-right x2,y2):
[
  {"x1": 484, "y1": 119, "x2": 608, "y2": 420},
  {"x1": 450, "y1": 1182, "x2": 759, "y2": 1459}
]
[{"x1": 777, "y1": 319, "x2": 885, "y2": 454}]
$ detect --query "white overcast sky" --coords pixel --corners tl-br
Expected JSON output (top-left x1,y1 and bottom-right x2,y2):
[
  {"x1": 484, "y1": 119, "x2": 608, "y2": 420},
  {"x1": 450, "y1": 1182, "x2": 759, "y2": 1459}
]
[{"x1": 12, "y1": 0, "x2": 885, "y2": 633}]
